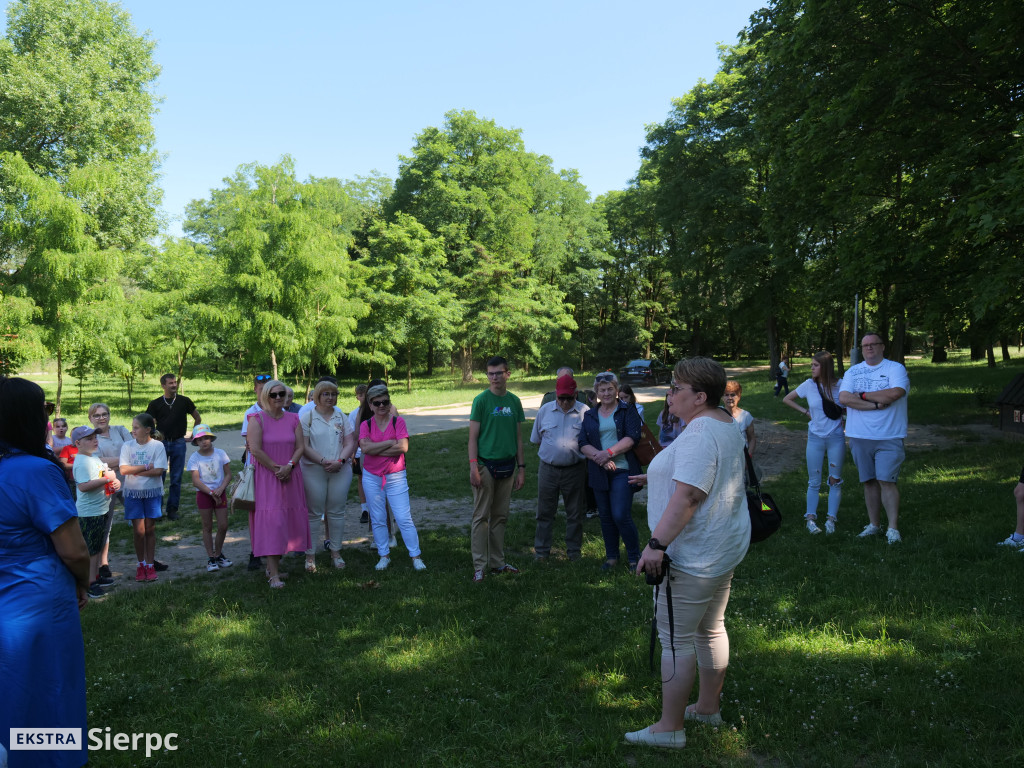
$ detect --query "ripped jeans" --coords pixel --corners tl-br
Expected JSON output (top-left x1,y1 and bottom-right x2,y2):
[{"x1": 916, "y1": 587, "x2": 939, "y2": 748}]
[{"x1": 806, "y1": 432, "x2": 846, "y2": 520}]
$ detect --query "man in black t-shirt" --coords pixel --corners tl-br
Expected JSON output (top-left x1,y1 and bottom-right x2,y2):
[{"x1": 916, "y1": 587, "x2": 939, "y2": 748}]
[{"x1": 146, "y1": 373, "x2": 202, "y2": 521}]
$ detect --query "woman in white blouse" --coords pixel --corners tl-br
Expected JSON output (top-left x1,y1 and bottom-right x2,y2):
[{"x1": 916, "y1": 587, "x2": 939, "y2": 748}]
[{"x1": 301, "y1": 381, "x2": 357, "y2": 570}]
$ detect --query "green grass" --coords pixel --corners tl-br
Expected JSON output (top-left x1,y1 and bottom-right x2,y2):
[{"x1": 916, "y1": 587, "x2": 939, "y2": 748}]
[{"x1": 80, "y1": 433, "x2": 1024, "y2": 767}]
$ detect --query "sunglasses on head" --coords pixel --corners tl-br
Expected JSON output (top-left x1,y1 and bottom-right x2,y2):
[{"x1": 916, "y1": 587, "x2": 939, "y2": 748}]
[
  {"x1": 371, "y1": 399, "x2": 391, "y2": 408},
  {"x1": 267, "y1": 391, "x2": 287, "y2": 400},
  {"x1": 255, "y1": 374, "x2": 271, "y2": 382}
]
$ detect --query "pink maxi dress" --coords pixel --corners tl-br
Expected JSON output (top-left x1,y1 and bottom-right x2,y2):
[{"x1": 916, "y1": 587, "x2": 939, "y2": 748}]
[{"x1": 248, "y1": 411, "x2": 312, "y2": 556}]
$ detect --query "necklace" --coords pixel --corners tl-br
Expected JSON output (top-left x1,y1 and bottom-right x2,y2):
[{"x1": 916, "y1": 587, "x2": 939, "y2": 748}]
[{"x1": 162, "y1": 395, "x2": 176, "y2": 408}]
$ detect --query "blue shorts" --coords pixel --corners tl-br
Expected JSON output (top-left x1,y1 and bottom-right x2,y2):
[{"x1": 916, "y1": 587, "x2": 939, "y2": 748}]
[
  {"x1": 849, "y1": 438, "x2": 905, "y2": 483},
  {"x1": 124, "y1": 495, "x2": 163, "y2": 520}
]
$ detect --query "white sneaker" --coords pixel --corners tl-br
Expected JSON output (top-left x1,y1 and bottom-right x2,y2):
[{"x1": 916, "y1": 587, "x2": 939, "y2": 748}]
[
  {"x1": 332, "y1": 556, "x2": 346, "y2": 569},
  {"x1": 825, "y1": 518, "x2": 836, "y2": 535},
  {"x1": 886, "y1": 528, "x2": 902, "y2": 544},
  {"x1": 412, "y1": 557, "x2": 427, "y2": 571},
  {"x1": 858, "y1": 524, "x2": 882, "y2": 538},
  {"x1": 375, "y1": 556, "x2": 390, "y2": 571},
  {"x1": 806, "y1": 518, "x2": 821, "y2": 535},
  {"x1": 997, "y1": 534, "x2": 1024, "y2": 549}
]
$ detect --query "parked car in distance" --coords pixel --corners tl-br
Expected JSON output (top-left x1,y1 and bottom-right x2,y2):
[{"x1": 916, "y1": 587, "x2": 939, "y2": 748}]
[{"x1": 618, "y1": 358, "x2": 671, "y2": 386}]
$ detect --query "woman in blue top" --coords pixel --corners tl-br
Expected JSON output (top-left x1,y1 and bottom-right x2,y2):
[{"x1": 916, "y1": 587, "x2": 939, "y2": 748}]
[
  {"x1": 579, "y1": 371, "x2": 643, "y2": 570},
  {"x1": 0, "y1": 378, "x2": 90, "y2": 768}
]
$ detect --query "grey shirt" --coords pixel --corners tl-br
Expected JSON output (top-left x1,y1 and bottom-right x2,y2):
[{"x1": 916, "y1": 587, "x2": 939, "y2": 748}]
[{"x1": 530, "y1": 400, "x2": 588, "y2": 466}]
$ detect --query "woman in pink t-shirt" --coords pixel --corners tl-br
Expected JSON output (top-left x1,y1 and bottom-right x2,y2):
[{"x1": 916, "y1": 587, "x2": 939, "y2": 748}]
[{"x1": 358, "y1": 384, "x2": 426, "y2": 573}]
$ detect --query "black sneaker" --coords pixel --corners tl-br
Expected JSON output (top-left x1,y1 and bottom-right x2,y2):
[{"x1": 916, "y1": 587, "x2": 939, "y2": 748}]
[
  {"x1": 359, "y1": 509, "x2": 369, "y2": 524},
  {"x1": 247, "y1": 553, "x2": 263, "y2": 571},
  {"x1": 152, "y1": 560, "x2": 169, "y2": 572},
  {"x1": 88, "y1": 582, "x2": 106, "y2": 598},
  {"x1": 96, "y1": 573, "x2": 115, "y2": 586},
  {"x1": 98, "y1": 564, "x2": 113, "y2": 580},
  {"x1": 165, "y1": 508, "x2": 179, "y2": 521}
]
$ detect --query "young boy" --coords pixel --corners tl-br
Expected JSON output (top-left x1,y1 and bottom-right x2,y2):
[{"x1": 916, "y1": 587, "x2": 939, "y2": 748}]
[
  {"x1": 71, "y1": 426, "x2": 121, "y2": 597},
  {"x1": 187, "y1": 424, "x2": 233, "y2": 571}
]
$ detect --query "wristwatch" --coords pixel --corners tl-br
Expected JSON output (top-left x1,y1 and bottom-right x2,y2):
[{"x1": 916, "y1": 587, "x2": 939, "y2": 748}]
[{"x1": 648, "y1": 537, "x2": 667, "y2": 551}]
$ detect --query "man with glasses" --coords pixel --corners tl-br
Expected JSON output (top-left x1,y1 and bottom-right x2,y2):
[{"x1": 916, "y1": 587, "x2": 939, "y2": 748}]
[
  {"x1": 839, "y1": 333, "x2": 910, "y2": 543},
  {"x1": 242, "y1": 374, "x2": 271, "y2": 570},
  {"x1": 146, "y1": 373, "x2": 201, "y2": 521},
  {"x1": 530, "y1": 374, "x2": 589, "y2": 562},
  {"x1": 468, "y1": 356, "x2": 526, "y2": 581}
]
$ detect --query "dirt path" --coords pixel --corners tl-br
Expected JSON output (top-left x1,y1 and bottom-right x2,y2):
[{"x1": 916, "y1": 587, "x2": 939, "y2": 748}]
[{"x1": 105, "y1": 421, "x2": 1000, "y2": 588}]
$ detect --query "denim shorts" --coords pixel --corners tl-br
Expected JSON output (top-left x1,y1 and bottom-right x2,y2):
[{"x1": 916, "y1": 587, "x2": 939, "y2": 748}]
[
  {"x1": 849, "y1": 438, "x2": 905, "y2": 483},
  {"x1": 124, "y1": 495, "x2": 163, "y2": 520}
]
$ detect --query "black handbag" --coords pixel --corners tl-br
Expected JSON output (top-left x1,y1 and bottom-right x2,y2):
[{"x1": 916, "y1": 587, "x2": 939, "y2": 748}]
[
  {"x1": 745, "y1": 447, "x2": 781, "y2": 543},
  {"x1": 816, "y1": 383, "x2": 844, "y2": 421}
]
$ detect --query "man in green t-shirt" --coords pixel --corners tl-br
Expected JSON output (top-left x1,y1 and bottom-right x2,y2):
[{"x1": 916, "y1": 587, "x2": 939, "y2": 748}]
[{"x1": 468, "y1": 356, "x2": 526, "y2": 582}]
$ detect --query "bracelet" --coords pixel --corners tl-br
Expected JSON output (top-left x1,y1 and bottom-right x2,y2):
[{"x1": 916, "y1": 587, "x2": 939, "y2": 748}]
[
  {"x1": 607, "y1": 448, "x2": 615, "y2": 457},
  {"x1": 469, "y1": 459, "x2": 478, "y2": 463},
  {"x1": 517, "y1": 463, "x2": 525, "y2": 468},
  {"x1": 859, "y1": 392, "x2": 868, "y2": 401},
  {"x1": 287, "y1": 461, "x2": 294, "y2": 467}
]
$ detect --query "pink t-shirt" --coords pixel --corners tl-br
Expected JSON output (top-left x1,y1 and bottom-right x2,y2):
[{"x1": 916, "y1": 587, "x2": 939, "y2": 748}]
[{"x1": 358, "y1": 416, "x2": 409, "y2": 476}]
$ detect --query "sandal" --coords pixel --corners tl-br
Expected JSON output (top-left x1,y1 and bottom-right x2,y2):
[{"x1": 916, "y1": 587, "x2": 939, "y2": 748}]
[
  {"x1": 265, "y1": 569, "x2": 289, "y2": 580},
  {"x1": 267, "y1": 577, "x2": 285, "y2": 589},
  {"x1": 332, "y1": 557, "x2": 346, "y2": 569},
  {"x1": 305, "y1": 559, "x2": 317, "y2": 573}
]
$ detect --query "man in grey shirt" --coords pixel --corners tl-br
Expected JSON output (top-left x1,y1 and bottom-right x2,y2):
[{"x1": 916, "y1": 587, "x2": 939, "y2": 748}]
[{"x1": 530, "y1": 374, "x2": 589, "y2": 561}]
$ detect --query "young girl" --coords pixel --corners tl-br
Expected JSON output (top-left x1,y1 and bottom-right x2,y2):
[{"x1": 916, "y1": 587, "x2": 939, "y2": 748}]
[
  {"x1": 51, "y1": 418, "x2": 73, "y2": 453},
  {"x1": 187, "y1": 424, "x2": 233, "y2": 572},
  {"x1": 723, "y1": 380, "x2": 756, "y2": 454},
  {"x1": 119, "y1": 413, "x2": 168, "y2": 582},
  {"x1": 71, "y1": 426, "x2": 121, "y2": 597},
  {"x1": 783, "y1": 351, "x2": 846, "y2": 534}
]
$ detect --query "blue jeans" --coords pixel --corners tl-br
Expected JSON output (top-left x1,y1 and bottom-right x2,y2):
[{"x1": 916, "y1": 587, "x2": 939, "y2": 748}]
[
  {"x1": 593, "y1": 469, "x2": 640, "y2": 563},
  {"x1": 162, "y1": 438, "x2": 187, "y2": 512},
  {"x1": 805, "y1": 432, "x2": 845, "y2": 519}
]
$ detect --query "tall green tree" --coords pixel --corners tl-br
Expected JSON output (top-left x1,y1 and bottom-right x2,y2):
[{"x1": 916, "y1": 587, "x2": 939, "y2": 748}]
[{"x1": 184, "y1": 157, "x2": 367, "y2": 382}]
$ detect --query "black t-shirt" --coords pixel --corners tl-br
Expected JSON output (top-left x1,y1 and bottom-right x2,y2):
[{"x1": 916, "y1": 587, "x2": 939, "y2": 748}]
[{"x1": 146, "y1": 395, "x2": 197, "y2": 440}]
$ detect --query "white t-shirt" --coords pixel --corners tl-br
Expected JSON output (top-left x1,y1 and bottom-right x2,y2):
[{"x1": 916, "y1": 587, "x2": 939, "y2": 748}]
[
  {"x1": 840, "y1": 359, "x2": 910, "y2": 439},
  {"x1": 300, "y1": 406, "x2": 351, "y2": 466},
  {"x1": 646, "y1": 416, "x2": 750, "y2": 579},
  {"x1": 73, "y1": 453, "x2": 109, "y2": 517},
  {"x1": 348, "y1": 408, "x2": 363, "y2": 459},
  {"x1": 187, "y1": 447, "x2": 231, "y2": 491},
  {"x1": 240, "y1": 403, "x2": 261, "y2": 436},
  {"x1": 732, "y1": 408, "x2": 754, "y2": 450},
  {"x1": 119, "y1": 439, "x2": 168, "y2": 498},
  {"x1": 795, "y1": 378, "x2": 845, "y2": 438}
]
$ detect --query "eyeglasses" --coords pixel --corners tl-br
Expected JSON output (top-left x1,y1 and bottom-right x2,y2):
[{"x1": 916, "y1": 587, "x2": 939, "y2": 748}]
[
  {"x1": 267, "y1": 391, "x2": 287, "y2": 400},
  {"x1": 486, "y1": 370, "x2": 508, "y2": 378},
  {"x1": 371, "y1": 399, "x2": 391, "y2": 408},
  {"x1": 861, "y1": 342, "x2": 883, "y2": 349},
  {"x1": 255, "y1": 374, "x2": 271, "y2": 382},
  {"x1": 93, "y1": 413, "x2": 110, "y2": 419},
  {"x1": 321, "y1": 392, "x2": 338, "y2": 398}
]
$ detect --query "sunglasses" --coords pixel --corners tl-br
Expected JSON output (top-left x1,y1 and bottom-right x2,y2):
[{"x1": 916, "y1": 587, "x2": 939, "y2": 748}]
[
  {"x1": 556, "y1": 395, "x2": 575, "y2": 401},
  {"x1": 255, "y1": 374, "x2": 271, "y2": 382},
  {"x1": 371, "y1": 399, "x2": 391, "y2": 408},
  {"x1": 267, "y1": 391, "x2": 287, "y2": 400},
  {"x1": 595, "y1": 373, "x2": 616, "y2": 382}
]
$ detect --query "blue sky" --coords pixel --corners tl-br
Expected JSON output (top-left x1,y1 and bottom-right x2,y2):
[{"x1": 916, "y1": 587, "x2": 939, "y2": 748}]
[{"x1": 112, "y1": 0, "x2": 768, "y2": 235}]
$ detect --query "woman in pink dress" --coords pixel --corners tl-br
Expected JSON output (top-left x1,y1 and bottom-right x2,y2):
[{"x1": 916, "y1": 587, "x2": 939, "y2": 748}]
[{"x1": 246, "y1": 379, "x2": 311, "y2": 588}]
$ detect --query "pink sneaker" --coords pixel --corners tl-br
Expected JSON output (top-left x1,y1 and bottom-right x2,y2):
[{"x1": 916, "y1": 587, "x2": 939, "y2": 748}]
[
  {"x1": 135, "y1": 565, "x2": 147, "y2": 582},
  {"x1": 145, "y1": 564, "x2": 158, "y2": 581}
]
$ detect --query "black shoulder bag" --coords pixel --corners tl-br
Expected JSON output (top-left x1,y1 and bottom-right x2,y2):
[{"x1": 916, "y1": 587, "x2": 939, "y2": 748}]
[
  {"x1": 746, "y1": 446, "x2": 782, "y2": 543},
  {"x1": 816, "y1": 383, "x2": 844, "y2": 421}
]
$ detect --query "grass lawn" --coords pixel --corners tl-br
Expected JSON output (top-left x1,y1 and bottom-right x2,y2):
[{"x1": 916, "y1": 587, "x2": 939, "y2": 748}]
[{"x1": 81, "y1": 431, "x2": 1024, "y2": 766}]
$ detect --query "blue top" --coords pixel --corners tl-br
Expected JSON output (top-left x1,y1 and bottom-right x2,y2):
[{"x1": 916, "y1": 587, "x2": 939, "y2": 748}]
[
  {"x1": 579, "y1": 401, "x2": 642, "y2": 491},
  {"x1": 0, "y1": 449, "x2": 87, "y2": 768}
]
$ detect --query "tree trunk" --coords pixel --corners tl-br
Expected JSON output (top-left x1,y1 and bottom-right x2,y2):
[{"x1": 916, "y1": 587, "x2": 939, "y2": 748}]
[
  {"x1": 124, "y1": 373, "x2": 135, "y2": 412},
  {"x1": 459, "y1": 346, "x2": 474, "y2": 383},
  {"x1": 891, "y1": 311, "x2": 907, "y2": 365},
  {"x1": 766, "y1": 314, "x2": 780, "y2": 377},
  {"x1": 55, "y1": 348, "x2": 64, "y2": 417},
  {"x1": 426, "y1": 342, "x2": 435, "y2": 377},
  {"x1": 406, "y1": 345, "x2": 413, "y2": 394},
  {"x1": 1001, "y1": 336, "x2": 1011, "y2": 362},
  {"x1": 987, "y1": 345, "x2": 996, "y2": 368},
  {"x1": 271, "y1": 348, "x2": 279, "y2": 381},
  {"x1": 834, "y1": 308, "x2": 846, "y2": 376}
]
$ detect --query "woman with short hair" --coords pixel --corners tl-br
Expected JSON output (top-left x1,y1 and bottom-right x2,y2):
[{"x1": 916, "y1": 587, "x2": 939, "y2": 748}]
[
  {"x1": 89, "y1": 402, "x2": 132, "y2": 582},
  {"x1": 578, "y1": 371, "x2": 643, "y2": 571},
  {"x1": 626, "y1": 357, "x2": 750, "y2": 749},
  {"x1": 301, "y1": 380, "x2": 357, "y2": 570}
]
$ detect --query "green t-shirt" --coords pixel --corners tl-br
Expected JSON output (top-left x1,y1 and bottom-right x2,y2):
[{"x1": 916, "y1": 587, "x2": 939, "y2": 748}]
[{"x1": 470, "y1": 389, "x2": 525, "y2": 460}]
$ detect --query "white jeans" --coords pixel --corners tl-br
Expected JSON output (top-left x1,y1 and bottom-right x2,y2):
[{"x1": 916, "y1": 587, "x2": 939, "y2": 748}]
[
  {"x1": 301, "y1": 462, "x2": 353, "y2": 554},
  {"x1": 361, "y1": 469, "x2": 421, "y2": 558}
]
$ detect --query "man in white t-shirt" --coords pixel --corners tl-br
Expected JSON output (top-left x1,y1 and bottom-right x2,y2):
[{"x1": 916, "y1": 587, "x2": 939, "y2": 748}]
[{"x1": 839, "y1": 333, "x2": 910, "y2": 544}]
